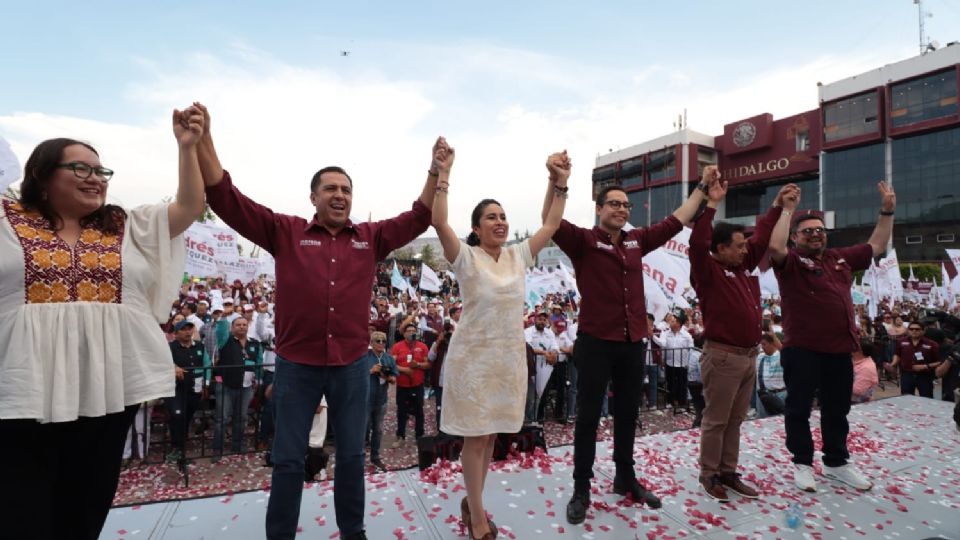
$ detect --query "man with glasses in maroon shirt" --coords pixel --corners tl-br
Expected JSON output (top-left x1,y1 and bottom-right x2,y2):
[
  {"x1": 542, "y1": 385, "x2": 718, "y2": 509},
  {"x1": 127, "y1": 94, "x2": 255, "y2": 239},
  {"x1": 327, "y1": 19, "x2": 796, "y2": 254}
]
[
  {"x1": 542, "y1": 166, "x2": 710, "y2": 523},
  {"x1": 770, "y1": 181, "x2": 896, "y2": 494},
  {"x1": 194, "y1": 105, "x2": 437, "y2": 540},
  {"x1": 689, "y1": 166, "x2": 799, "y2": 502},
  {"x1": 888, "y1": 321, "x2": 941, "y2": 398}
]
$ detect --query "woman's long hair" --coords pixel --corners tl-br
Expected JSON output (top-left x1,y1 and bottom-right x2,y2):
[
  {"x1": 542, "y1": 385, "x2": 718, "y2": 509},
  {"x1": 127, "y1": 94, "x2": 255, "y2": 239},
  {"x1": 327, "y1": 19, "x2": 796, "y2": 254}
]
[{"x1": 19, "y1": 138, "x2": 126, "y2": 235}]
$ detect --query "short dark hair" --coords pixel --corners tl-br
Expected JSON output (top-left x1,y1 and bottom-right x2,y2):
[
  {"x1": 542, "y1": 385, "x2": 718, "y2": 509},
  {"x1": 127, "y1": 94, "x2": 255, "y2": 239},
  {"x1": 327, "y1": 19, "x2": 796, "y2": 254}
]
[
  {"x1": 310, "y1": 166, "x2": 353, "y2": 193},
  {"x1": 859, "y1": 339, "x2": 875, "y2": 358},
  {"x1": 761, "y1": 333, "x2": 776, "y2": 344},
  {"x1": 596, "y1": 185, "x2": 627, "y2": 207},
  {"x1": 791, "y1": 212, "x2": 823, "y2": 234},
  {"x1": 403, "y1": 322, "x2": 418, "y2": 332},
  {"x1": 710, "y1": 222, "x2": 747, "y2": 254}
]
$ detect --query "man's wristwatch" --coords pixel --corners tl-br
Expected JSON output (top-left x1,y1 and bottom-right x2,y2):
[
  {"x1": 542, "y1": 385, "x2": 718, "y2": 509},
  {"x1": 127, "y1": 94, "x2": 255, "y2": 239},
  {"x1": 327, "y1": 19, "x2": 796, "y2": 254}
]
[{"x1": 697, "y1": 182, "x2": 709, "y2": 194}]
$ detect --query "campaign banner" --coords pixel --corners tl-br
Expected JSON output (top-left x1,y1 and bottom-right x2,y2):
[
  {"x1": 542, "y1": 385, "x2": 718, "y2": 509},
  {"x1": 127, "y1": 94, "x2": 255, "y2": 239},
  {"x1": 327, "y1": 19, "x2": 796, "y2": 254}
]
[
  {"x1": 190, "y1": 222, "x2": 240, "y2": 263},
  {"x1": 218, "y1": 256, "x2": 261, "y2": 284},
  {"x1": 183, "y1": 226, "x2": 220, "y2": 278}
]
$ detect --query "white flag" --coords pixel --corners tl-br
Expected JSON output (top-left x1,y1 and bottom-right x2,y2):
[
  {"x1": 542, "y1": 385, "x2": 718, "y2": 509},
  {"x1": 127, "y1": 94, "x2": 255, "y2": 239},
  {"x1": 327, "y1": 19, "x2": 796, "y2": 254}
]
[{"x1": 419, "y1": 263, "x2": 442, "y2": 293}]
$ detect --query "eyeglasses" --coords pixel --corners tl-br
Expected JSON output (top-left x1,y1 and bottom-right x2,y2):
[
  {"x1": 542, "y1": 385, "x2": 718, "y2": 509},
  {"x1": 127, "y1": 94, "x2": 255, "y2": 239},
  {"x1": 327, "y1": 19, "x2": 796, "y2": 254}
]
[
  {"x1": 58, "y1": 162, "x2": 114, "y2": 182},
  {"x1": 372, "y1": 339, "x2": 386, "y2": 343},
  {"x1": 603, "y1": 200, "x2": 633, "y2": 210},
  {"x1": 797, "y1": 227, "x2": 826, "y2": 236},
  {"x1": 908, "y1": 327, "x2": 923, "y2": 332}
]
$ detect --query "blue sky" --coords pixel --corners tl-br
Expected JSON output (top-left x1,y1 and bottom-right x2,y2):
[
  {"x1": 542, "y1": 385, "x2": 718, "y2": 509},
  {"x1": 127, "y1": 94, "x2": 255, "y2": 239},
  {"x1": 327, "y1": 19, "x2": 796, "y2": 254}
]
[{"x1": 1, "y1": 1, "x2": 957, "y2": 235}]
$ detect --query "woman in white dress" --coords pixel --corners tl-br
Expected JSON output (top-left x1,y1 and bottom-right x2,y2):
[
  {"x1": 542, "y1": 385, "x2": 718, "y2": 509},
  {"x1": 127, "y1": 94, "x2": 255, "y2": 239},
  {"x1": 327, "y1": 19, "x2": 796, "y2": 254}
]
[
  {"x1": 0, "y1": 106, "x2": 205, "y2": 540},
  {"x1": 431, "y1": 138, "x2": 570, "y2": 540}
]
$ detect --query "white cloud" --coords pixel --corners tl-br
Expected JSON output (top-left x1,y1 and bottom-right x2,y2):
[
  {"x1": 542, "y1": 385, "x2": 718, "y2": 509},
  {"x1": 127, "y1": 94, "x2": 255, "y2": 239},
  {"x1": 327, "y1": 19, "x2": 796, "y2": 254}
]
[{"x1": 0, "y1": 41, "x2": 917, "y2": 244}]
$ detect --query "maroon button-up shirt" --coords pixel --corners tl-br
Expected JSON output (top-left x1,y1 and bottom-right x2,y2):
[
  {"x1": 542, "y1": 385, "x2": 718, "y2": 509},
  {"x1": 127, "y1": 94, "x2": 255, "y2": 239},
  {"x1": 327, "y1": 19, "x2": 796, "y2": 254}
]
[
  {"x1": 553, "y1": 216, "x2": 683, "y2": 342},
  {"x1": 205, "y1": 171, "x2": 432, "y2": 366},
  {"x1": 773, "y1": 243, "x2": 872, "y2": 354},
  {"x1": 894, "y1": 336, "x2": 939, "y2": 372},
  {"x1": 690, "y1": 206, "x2": 782, "y2": 348}
]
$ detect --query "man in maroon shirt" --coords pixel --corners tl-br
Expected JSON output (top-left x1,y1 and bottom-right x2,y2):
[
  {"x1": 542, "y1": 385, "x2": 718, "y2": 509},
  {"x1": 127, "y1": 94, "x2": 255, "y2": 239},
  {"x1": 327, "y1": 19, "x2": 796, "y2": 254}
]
[
  {"x1": 770, "y1": 181, "x2": 896, "y2": 494},
  {"x1": 889, "y1": 321, "x2": 941, "y2": 398},
  {"x1": 194, "y1": 105, "x2": 437, "y2": 540},
  {"x1": 542, "y1": 166, "x2": 710, "y2": 523},
  {"x1": 390, "y1": 323, "x2": 430, "y2": 446},
  {"x1": 689, "y1": 166, "x2": 799, "y2": 502}
]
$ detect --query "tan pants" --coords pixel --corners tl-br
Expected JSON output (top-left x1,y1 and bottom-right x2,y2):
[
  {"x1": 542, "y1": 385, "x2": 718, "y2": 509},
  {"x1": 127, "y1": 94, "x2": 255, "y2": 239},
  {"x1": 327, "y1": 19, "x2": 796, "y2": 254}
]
[{"x1": 699, "y1": 341, "x2": 757, "y2": 479}]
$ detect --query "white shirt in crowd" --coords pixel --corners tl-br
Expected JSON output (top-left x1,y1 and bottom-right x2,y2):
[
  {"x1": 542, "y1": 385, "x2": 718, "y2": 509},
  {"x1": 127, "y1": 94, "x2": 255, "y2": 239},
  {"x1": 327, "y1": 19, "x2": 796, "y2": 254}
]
[
  {"x1": 524, "y1": 326, "x2": 560, "y2": 360},
  {"x1": 652, "y1": 327, "x2": 694, "y2": 368}
]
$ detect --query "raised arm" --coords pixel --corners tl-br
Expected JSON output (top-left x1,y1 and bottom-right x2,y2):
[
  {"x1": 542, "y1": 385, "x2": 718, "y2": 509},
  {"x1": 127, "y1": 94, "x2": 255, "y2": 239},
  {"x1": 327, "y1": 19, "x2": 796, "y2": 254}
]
[
  {"x1": 867, "y1": 181, "x2": 896, "y2": 257},
  {"x1": 431, "y1": 138, "x2": 460, "y2": 263},
  {"x1": 672, "y1": 172, "x2": 709, "y2": 226},
  {"x1": 193, "y1": 103, "x2": 225, "y2": 187},
  {"x1": 530, "y1": 151, "x2": 571, "y2": 257},
  {"x1": 690, "y1": 166, "x2": 723, "y2": 265},
  {"x1": 167, "y1": 106, "x2": 207, "y2": 237},
  {"x1": 768, "y1": 184, "x2": 800, "y2": 266},
  {"x1": 540, "y1": 152, "x2": 564, "y2": 223},
  {"x1": 746, "y1": 183, "x2": 795, "y2": 269}
]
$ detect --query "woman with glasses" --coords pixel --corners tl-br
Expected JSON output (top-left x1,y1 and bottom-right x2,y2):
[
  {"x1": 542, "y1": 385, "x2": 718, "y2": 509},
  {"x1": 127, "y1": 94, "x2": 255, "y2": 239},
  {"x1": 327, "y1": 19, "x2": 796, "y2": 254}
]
[
  {"x1": 0, "y1": 105, "x2": 206, "y2": 540},
  {"x1": 430, "y1": 138, "x2": 570, "y2": 540}
]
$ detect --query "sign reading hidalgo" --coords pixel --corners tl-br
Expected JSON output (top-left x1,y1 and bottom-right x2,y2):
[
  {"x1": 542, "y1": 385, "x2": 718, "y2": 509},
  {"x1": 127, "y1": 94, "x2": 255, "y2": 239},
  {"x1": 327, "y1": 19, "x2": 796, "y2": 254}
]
[{"x1": 722, "y1": 157, "x2": 792, "y2": 181}]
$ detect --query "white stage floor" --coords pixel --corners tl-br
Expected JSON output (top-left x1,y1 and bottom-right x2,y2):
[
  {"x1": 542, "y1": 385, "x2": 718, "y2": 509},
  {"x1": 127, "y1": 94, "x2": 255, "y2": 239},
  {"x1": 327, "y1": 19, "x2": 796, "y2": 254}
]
[{"x1": 103, "y1": 395, "x2": 960, "y2": 539}]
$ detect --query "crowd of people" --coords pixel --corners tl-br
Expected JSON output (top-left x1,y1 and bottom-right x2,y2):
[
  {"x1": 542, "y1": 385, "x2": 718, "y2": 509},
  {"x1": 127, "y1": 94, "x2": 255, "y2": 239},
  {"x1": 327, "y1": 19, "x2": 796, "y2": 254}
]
[{"x1": 3, "y1": 103, "x2": 960, "y2": 540}]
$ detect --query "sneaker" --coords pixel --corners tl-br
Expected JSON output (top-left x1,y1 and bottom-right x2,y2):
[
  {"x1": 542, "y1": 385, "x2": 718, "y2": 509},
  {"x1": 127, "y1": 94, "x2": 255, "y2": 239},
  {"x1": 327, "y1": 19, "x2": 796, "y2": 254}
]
[
  {"x1": 343, "y1": 531, "x2": 367, "y2": 540},
  {"x1": 566, "y1": 490, "x2": 590, "y2": 524},
  {"x1": 793, "y1": 464, "x2": 817, "y2": 492},
  {"x1": 719, "y1": 473, "x2": 759, "y2": 499},
  {"x1": 613, "y1": 476, "x2": 662, "y2": 508},
  {"x1": 700, "y1": 475, "x2": 730, "y2": 502},
  {"x1": 391, "y1": 437, "x2": 405, "y2": 449},
  {"x1": 823, "y1": 464, "x2": 873, "y2": 491}
]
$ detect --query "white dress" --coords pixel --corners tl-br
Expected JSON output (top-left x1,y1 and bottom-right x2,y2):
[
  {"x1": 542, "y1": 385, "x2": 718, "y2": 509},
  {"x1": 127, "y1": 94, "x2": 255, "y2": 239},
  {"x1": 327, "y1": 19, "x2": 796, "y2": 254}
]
[
  {"x1": 0, "y1": 199, "x2": 184, "y2": 423},
  {"x1": 440, "y1": 240, "x2": 533, "y2": 436}
]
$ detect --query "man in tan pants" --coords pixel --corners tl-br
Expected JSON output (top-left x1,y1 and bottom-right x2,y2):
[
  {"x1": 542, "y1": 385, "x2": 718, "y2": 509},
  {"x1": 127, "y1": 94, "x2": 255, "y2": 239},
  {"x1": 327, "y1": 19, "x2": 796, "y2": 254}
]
[{"x1": 688, "y1": 166, "x2": 799, "y2": 502}]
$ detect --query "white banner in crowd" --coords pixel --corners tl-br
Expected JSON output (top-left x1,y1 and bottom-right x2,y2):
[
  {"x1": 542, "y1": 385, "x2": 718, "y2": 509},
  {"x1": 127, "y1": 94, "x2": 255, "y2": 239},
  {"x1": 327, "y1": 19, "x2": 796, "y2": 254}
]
[
  {"x1": 257, "y1": 251, "x2": 276, "y2": 278},
  {"x1": 190, "y1": 222, "x2": 240, "y2": 263},
  {"x1": 183, "y1": 225, "x2": 220, "y2": 278},
  {"x1": 0, "y1": 136, "x2": 20, "y2": 193},
  {"x1": 876, "y1": 248, "x2": 903, "y2": 301},
  {"x1": 183, "y1": 222, "x2": 276, "y2": 281},
  {"x1": 219, "y1": 257, "x2": 262, "y2": 284}
]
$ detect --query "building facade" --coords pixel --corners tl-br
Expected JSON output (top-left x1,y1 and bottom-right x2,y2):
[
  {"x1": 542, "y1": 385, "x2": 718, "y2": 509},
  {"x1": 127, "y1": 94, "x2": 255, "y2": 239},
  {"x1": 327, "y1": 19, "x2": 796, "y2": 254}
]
[{"x1": 592, "y1": 45, "x2": 960, "y2": 261}]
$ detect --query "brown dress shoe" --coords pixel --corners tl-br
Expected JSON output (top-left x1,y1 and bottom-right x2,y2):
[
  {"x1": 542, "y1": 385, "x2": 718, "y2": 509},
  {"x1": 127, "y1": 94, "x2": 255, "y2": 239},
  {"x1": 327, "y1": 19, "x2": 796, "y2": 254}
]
[
  {"x1": 700, "y1": 475, "x2": 730, "y2": 502},
  {"x1": 461, "y1": 497, "x2": 498, "y2": 539},
  {"x1": 720, "y1": 473, "x2": 760, "y2": 499}
]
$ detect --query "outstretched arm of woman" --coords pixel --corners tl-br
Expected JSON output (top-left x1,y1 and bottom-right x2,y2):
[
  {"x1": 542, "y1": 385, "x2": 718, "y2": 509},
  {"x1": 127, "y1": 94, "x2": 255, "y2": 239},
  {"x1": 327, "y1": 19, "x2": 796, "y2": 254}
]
[
  {"x1": 430, "y1": 138, "x2": 459, "y2": 264},
  {"x1": 168, "y1": 105, "x2": 206, "y2": 237}
]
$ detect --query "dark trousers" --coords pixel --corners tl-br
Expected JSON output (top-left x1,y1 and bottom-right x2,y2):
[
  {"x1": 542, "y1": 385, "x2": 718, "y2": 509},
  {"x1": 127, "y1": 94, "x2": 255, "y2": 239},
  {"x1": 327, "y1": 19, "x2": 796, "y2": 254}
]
[
  {"x1": 0, "y1": 405, "x2": 138, "y2": 540},
  {"x1": 166, "y1": 388, "x2": 201, "y2": 451},
  {"x1": 572, "y1": 333, "x2": 645, "y2": 490},
  {"x1": 258, "y1": 369, "x2": 276, "y2": 442},
  {"x1": 266, "y1": 356, "x2": 369, "y2": 539},
  {"x1": 396, "y1": 385, "x2": 424, "y2": 439},
  {"x1": 781, "y1": 346, "x2": 854, "y2": 467},
  {"x1": 900, "y1": 371, "x2": 934, "y2": 398},
  {"x1": 665, "y1": 365, "x2": 688, "y2": 406},
  {"x1": 536, "y1": 363, "x2": 567, "y2": 421},
  {"x1": 688, "y1": 381, "x2": 705, "y2": 427}
]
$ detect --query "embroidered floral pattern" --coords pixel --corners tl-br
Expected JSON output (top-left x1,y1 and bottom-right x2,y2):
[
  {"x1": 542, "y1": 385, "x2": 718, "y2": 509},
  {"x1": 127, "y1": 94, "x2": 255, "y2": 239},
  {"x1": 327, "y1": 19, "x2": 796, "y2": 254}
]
[{"x1": 4, "y1": 199, "x2": 124, "y2": 304}]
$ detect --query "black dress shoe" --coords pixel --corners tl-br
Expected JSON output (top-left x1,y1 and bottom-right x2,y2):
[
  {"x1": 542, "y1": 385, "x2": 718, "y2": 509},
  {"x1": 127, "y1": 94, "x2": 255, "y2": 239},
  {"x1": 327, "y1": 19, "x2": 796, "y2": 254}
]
[
  {"x1": 613, "y1": 476, "x2": 662, "y2": 509},
  {"x1": 343, "y1": 531, "x2": 367, "y2": 540},
  {"x1": 566, "y1": 490, "x2": 590, "y2": 524}
]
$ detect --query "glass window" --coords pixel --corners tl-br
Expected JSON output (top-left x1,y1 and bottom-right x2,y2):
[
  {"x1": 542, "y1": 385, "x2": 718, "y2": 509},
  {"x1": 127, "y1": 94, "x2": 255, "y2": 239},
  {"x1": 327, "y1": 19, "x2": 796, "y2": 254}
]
[
  {"x1": 823, "y1": 90, "x2": 880, "y2": 143},
  {"x1": 724, "y1": 177, "x2": 819, "y2": 219},
  {"x1": 620, "y1": 175, "x2": 644, "y2": 189},
  {"x1": 823, "y1": 143, "x2": 885, "y2": 228},
  {"x1": 592, "y1": 178, "x2": 620, "y2": 200},
  {"x1": 648, "y1": 148, "x2": 676, "y2": 182},
  {"x1": 892, "y1": 127, "x2": 960, "y2": 225},
  {"x1": 649, "y1": 184, "x2": 682, "y2": 224},
  {"x1": 626, "y1": 189, "x2": 650, "y2": 228},
  {"x1": 891, "y1": 70, "x2": 958, "y2": 128}
]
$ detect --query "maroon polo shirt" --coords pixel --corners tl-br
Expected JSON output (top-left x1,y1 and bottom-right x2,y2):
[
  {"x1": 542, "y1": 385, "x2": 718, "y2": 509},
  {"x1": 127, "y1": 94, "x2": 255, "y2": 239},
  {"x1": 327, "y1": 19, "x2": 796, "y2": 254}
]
[
  {"x1": 205, "y1": 171, "x2": 431, "y2": 367},
  {"x1": 690, "y1": 206, "x2": 782, "y2": 348},
  {"x1": 773, "y1": 243, "x2": 872, "y2": 354},
  {"x1": 553, "y1": 216, "x2": 683, "y2": 342},
  {"x1": 894, "y1": 336, "x2": 939, "y2": 372},
  {"x1": 370, "y1": 311, "x2": 392, "y2": 334},
  {"x1": 391, "y1": 339, "x2": 429, "y2": 387}
]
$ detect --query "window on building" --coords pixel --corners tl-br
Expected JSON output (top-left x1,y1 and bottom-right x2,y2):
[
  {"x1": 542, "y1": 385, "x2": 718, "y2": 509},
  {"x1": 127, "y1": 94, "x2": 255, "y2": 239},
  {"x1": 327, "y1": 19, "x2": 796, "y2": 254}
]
[
  {"x1": 905, "y1": 235, "x2": 923, "y2": 245},
  {"x1": 626, "y1": 189, "x2": 650, "y2": 228},
  {"x1": 724, "y1": 177, "x2": 820, "y2": 219},
  {"x1": 890, "y1": 69, "x2": 959, "y2": 128},
  {"x1": 892, "y1": 127, "x2": 960, "y2": 225},
  {"x1": 937, "y1": 233, "x2": 956, "y2": 243},
  {"x1": 649, "y1": 184, "x2": 682, "y2": 223},
  {"x1": 823, "y1": 90, "x2": 880, "y2": 143},
  {"x1": 648, "y1": 148, "x2": 676, "y2": 182},
  {"x1": 823, "y1": 143, "x2": 885, "y2": 228},
  {"x1": 796, "y1": 130, "x2": 810, "y2": 152},
  {"x1": 592, "y1": 178, "x2": 620, "y2": 200}
]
